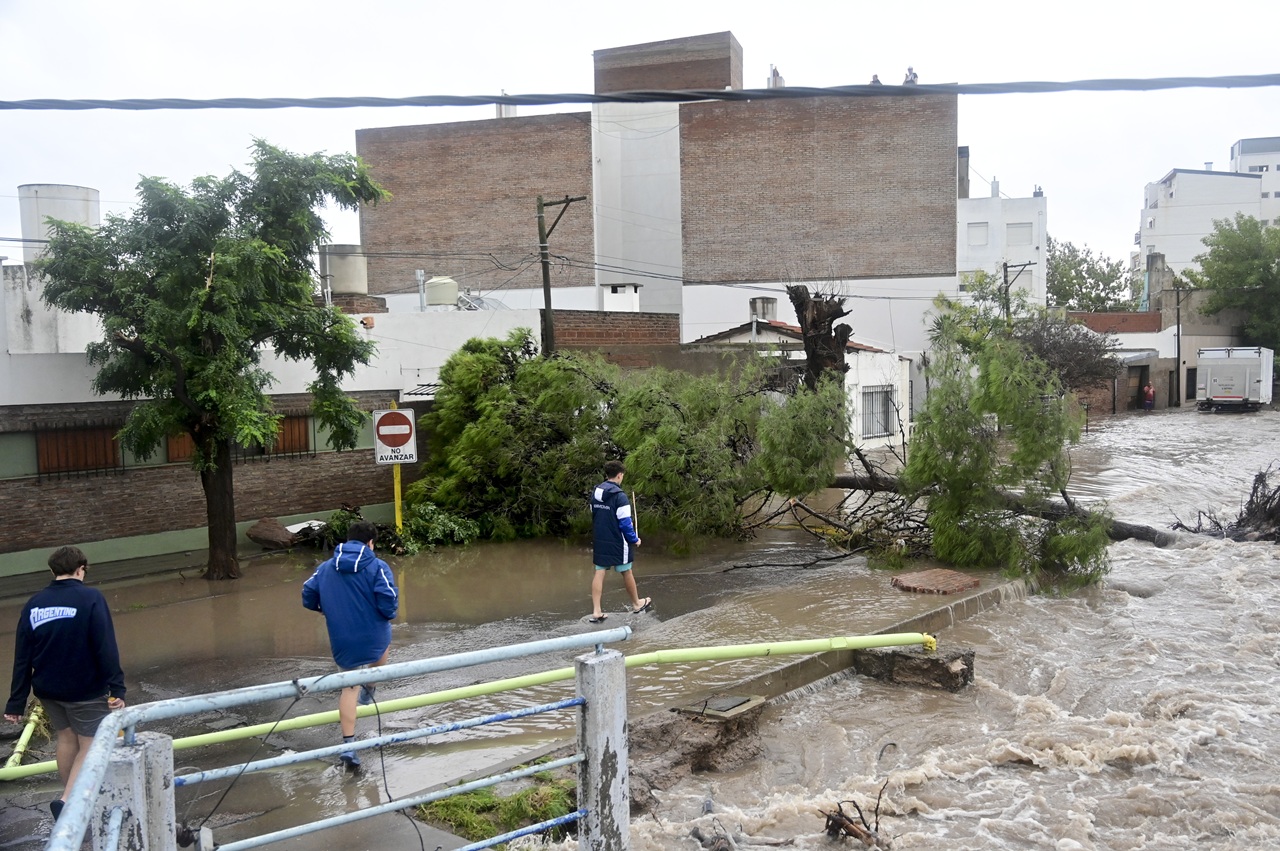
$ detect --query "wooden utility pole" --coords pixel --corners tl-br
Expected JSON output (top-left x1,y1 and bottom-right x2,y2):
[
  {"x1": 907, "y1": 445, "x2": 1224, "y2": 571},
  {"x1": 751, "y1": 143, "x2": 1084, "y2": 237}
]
[{"x1": 537, "y1": 194, "x2": 587, "y2": 356}]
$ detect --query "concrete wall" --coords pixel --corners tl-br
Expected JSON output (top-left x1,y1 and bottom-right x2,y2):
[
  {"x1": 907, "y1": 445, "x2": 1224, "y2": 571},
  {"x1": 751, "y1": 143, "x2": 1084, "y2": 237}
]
[
  {"x1": 958, "y1": 194, "x2": 1048, "y2": 304},
  {"x1": 1138, "y1": 170, "x2": 1261, "y2": 273},
  {"x1": 592, "y1": 103, "x2": 684, "y2": 315}
]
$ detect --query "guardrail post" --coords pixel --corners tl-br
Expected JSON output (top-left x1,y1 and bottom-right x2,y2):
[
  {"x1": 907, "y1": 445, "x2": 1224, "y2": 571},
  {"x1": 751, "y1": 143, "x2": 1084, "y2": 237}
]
[
  {"x1": 95, "y1": 732, "x2": 175, "y2": 851},
  {"x1": 575, "y1": 648, "x2": 628, "y2": 850}
]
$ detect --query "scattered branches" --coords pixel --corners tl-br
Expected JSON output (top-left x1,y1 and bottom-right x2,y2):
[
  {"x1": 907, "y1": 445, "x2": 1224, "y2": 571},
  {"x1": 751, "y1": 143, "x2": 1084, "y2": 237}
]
[{"x1": 1173, "y1": 465, "x2": 1280, "y2": 542}]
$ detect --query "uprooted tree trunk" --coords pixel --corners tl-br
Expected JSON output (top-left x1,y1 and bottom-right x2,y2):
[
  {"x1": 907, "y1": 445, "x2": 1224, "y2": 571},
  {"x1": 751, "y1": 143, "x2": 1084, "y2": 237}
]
[
  {"x1": 826, "y1": 472, "x2": 1176, "y2": 548},
  {"x1": 786, "y1": 284, "x2": 852, "y2": 390},
  {"x1": 1174, "y1": 465, "x2": 1280, "y2": 542}
]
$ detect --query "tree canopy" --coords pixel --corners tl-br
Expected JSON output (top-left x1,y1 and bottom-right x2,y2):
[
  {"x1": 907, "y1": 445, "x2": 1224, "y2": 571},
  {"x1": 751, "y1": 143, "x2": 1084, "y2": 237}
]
[
  {"x1": 1183, "y1": 213, "x2": 1280, "y2": 349},
  {"x1": 903, "y1": 281, "x2": 1111, "y2": 585},
  {"x1": 38, "y1": 140, "x2": 388, "y2": 579},
  {"x1": 407, "y1": 328, "x2": 848, "y2": 545},
  {"x1": 1046, "y1": 235, "x2": 1137, "y2": 312}
]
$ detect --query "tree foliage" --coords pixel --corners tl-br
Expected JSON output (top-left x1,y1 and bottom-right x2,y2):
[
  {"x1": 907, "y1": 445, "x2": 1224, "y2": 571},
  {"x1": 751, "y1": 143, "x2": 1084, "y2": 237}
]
[
  {"x1": 38, "y1": 140, "x2": 388, "y2": 579},
  {"x1": 903, "y1": 279, "x2": 1111, "y2": 585},
  {"x1": 407, "y1": 329, "x2": 849, "y2": 544},
  {"x1": 1046, "y1": 235, "x2": 1137, "y2": 312},
  {"x1": 409, "y1": 330, "x2": 618, "y2": 540},
  {"x1": 1183, "y1": 213, "x2": 1280, "y2": 349},
  {"x1": 962, "y1": 270, "x2": 1121, "y2": 391}
]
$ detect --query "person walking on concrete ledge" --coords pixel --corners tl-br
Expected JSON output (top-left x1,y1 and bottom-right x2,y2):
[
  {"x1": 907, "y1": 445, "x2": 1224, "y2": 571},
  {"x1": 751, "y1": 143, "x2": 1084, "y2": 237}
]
[
  {"x1": 5, "y1": 546, "x2": 126, "y2": 821},
  {"x1": 589, "y1": 460, "x2": 651, "y2": 623},
  {"x1": 302, "y1": 521, "x2": 399, "y2": 770}
]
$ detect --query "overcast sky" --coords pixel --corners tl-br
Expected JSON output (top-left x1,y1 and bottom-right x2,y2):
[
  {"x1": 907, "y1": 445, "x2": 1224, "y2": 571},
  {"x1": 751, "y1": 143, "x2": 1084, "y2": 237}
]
[{"x1": 2, "y1": 0, "x2": 1276, "y2": 271}]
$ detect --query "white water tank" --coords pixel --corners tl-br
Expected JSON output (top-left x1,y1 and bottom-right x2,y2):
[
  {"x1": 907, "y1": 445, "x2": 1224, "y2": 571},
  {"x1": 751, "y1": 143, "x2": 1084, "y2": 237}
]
[
  {"x1": 318, "y1": 244, "x2": 368, "y2": 295},
  {"x1": 19, "y1": 184, "x2": 100, "y2": 263},
  {"x1": 602, "y1": 283, "x2": 642, "y2": 312}
]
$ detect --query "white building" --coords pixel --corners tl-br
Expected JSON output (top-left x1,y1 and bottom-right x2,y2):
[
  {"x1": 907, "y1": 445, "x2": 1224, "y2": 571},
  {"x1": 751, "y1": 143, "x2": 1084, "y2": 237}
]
[
  {"x1": 686, "y1": 298, "x2": 913, "y2": 452},
  {"x1": 1135, "y1": 136, "x2": 1280, "y2": 284},
  {"x1": 957, "y1": 178, "x2": 1048, "y2": 305}
]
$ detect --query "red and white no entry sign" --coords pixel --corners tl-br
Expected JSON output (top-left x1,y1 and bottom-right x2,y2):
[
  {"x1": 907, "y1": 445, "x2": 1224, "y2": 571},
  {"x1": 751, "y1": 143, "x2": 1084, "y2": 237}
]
[{"x1": 372, "y1": 409, "x2": 417, "y2": 465}]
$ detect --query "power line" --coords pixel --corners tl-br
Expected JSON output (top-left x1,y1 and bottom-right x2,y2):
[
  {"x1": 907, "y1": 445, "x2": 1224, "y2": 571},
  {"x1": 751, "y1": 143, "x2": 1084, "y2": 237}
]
[{"x1": 5, "y1": 73, "x2": 1280, "y2": 112}]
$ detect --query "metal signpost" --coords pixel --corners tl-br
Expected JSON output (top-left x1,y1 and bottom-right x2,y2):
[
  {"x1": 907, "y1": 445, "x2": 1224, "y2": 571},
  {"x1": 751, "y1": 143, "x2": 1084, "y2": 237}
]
[{"x1": 373, "y1": 407, "x2": 416, "y2": 531}]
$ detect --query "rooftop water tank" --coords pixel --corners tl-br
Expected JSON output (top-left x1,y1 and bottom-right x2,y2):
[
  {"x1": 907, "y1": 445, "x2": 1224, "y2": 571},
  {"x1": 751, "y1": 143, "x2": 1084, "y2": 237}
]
[{"x1": 19, "y1": 184, "x2": 100, "y2": 264}]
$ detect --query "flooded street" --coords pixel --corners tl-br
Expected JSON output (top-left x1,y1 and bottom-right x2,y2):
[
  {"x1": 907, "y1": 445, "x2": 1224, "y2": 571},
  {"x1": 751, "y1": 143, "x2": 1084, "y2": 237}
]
[
  {"x1": 3, "y1": 407, "x2": 1279, "y2": 850},
  {"x1": 617, "y1": 409, "x2": 1280, "y2": 851}
]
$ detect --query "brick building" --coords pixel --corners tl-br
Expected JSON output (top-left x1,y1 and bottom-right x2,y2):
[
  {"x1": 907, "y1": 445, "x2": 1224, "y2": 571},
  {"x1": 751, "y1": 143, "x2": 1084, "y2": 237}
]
[{"x1": 355, "y1": 31, "x2": 958, "y2": 353}]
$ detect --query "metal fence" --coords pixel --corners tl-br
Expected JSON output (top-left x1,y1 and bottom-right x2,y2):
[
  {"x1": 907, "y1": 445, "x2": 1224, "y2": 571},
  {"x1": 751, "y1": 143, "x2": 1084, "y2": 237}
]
[{"x1": 47, "y1": 627, "x2": 633, "y2": 851}]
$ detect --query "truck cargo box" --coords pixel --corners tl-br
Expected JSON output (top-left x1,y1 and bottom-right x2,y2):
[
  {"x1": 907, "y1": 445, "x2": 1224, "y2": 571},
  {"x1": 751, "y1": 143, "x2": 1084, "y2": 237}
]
[{"x1": 1196, "y1": 347, "x2": 1274, "y2": 412}]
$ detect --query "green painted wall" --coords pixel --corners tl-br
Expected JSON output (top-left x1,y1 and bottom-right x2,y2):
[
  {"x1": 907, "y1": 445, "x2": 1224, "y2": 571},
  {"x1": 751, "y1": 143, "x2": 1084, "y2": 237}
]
[{"x1": 0, "y1": 502, "x2": 396, "y2": 578}]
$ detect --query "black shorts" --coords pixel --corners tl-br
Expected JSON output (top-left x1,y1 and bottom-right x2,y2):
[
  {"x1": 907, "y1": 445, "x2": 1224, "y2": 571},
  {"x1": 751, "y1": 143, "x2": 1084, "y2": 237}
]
[{"x1": 40, "y1": 696, "x2": 110, "y2": 737}]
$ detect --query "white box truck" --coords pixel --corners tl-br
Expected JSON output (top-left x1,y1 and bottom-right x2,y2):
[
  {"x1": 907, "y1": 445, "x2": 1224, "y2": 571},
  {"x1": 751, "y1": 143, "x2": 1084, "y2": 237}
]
[{"x1": 1196, "y1": 347, "x2": 1274, "y2": 412}]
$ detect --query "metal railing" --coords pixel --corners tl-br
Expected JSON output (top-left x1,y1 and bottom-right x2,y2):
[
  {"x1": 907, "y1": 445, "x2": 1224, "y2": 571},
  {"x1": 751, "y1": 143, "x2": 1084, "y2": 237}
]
[
  {"x1": 47, "y1": 627, "x2": 633, "y2": 851},
  {"x1": 28, "y1": 629, "x2": 938, "y2": 850}
]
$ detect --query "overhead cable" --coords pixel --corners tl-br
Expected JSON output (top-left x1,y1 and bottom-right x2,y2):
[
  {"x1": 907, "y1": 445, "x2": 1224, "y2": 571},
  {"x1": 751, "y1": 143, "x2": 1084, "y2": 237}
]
[{"x1": 5, "y1": 73, "x2": 1280, "y2": 112}]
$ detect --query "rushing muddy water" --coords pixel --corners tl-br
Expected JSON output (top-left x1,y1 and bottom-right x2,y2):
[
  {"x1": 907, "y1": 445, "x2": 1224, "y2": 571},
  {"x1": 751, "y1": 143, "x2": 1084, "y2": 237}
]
[
  {"x1": 3, "y1": 407, "x2": 1279, "y2": 851},
  {"x1": 590, "y1": 409, "x2": 1280, "y2": 851}
]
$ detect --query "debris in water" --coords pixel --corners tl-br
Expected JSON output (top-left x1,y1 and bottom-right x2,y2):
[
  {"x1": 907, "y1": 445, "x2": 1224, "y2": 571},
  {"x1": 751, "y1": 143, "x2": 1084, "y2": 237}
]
[{"x1": 819, "y1": 780, "x2": 892, "y2": 848}]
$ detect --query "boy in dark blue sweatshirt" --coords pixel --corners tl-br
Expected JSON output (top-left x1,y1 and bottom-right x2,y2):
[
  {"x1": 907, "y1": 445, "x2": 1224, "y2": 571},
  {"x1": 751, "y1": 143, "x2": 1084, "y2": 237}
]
[
  {"x1": 5, "y1": 546, "x2": 126, "y2": 820},
  {"x1": 589, "y1": 460, "x2": 651, "y2": 623},
  {"x1": 302, "y1": 521, "x2": 399, "y2": 769}
]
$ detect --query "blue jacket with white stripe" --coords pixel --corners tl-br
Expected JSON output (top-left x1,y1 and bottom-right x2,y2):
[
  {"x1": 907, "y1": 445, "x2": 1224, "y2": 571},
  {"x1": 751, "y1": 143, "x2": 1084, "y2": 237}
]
[
  {"x1": 302, "y1": 541, "x2": 399, "y2": 669},
  {"x1": 591, "y1": 480, "x2": 639, "y2": 567}
]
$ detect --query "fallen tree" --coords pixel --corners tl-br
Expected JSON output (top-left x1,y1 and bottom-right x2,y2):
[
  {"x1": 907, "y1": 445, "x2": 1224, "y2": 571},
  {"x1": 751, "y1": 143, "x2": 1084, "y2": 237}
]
[
  {"x1": 828, "y1": 472, "x2": 1176, "y2": 547},
  {"x1": 1173, "y1": 465, "x2": 1280, "y2": 542}
]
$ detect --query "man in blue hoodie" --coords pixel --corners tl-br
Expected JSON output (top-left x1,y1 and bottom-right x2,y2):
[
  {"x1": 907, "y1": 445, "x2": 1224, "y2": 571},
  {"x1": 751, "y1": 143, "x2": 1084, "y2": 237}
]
[
  {"x1": 5, "y1": 546, "x2": 126, "y2": 821},
  {"x1": 302, "y1": 521, "x2": 399, "y2": 769},
  {"x1": 589, "y1": 460, "x2": 651, "y2": 623}
]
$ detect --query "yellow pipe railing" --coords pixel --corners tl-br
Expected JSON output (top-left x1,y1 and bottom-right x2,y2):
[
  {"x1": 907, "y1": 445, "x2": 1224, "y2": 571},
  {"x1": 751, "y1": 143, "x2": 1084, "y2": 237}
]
[
  {"x1": 0, "y1": 632, "x2": 934, "y2": 781},
  {"x1": 4, "y1": 703, "x2": 43, "y2": 770}
]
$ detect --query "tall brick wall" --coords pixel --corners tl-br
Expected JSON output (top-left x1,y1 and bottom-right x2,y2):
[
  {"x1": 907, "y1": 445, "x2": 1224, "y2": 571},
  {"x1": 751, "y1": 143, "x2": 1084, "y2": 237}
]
[
  {"x1": 594, "y1": 31, "x2": 742, "y2": 93},
  {"x1": 679, "y1": 94, "x2": 958, "y2": 283},
  {"x1": 0, "y1": 391, "x2": 420, "y2": 555},
  {"x1": 0, "y1": 451, "x2": 399, "y2": 555},
  {"x1": 1069, "y1": 311, "x2": 1163, "y2": 334},
  {"x1": 356, "y1": 114, "x2": 594, "y2": 297},
  {"x1": 554, "y1": 310, "x2": 682, "y2": 368}
]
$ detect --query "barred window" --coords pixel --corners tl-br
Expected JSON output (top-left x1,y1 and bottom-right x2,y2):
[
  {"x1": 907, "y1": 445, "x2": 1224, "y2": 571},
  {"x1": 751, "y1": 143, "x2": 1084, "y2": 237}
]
[
  {"x1": 167, "y1": 433, "x2": 195, "y2": 463},
  {"x1": 235, "y1": 415, "x2": 314, "y2": 462},
  {"x1": 36, "y1": 426, "x2": 122, "y2": 476},
  {"x1": 861, "y1": 386, "x2": 896, "y2": 439}
]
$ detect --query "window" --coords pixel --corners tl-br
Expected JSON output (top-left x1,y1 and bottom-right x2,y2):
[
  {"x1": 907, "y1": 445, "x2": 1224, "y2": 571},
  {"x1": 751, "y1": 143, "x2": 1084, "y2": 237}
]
[
  {"x1": 167, "y1": 433, "x2": 195, "y2": 463},
  {"x1": 1263, "y1": 192, "x2": 1271, "y2": 198},
  {"x1": 861, "y1": 386, "x2": 896, "y2": 439},
  {"x1": 967, "y1": 222, "x2": 989, "y2": 246},
  {"x1": 36, "y1": 426, "x2": 122, "y2": 476},
  {"x1": 1007, "y1": 223, "x2": 1033, "y2": 246},
  {"x1": 1248, "y1": 165, "x2": 1270, "y2": 172},
  {"x1": 235, "y1": 415, "x2": 314, "y2": 462}
]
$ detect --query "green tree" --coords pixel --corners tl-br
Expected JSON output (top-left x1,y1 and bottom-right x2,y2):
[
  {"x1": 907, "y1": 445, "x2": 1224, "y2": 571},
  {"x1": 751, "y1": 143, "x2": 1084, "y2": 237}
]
[
  {"x1": 1046, "y1": 235, "x2": 1136, "y2": 312},
  {"x1": 38, "y1": 141, "x2": 388, "y2": 579},
  {"x1": 409, "y1": 330, "x2": 620, "y2": 540},
  {"x1": 1183, "y1": 213, "x2": 1280, "y2": 349},
  {"x1": 904, "y1": 279, "x2": 1111, "y2": 585},
  {"x1": 408, "y1": 332, "x2": 849, "y2": 543}
]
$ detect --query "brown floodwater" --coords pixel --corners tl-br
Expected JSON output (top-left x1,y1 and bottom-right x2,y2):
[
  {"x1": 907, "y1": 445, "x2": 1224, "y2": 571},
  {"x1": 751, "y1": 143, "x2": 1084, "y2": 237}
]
[
  {"x1": 0, "y1": 523, "x2": 993, "y2": 849},
  {"x1": 8, "y1": 408, "x2": 1276, "y2": 851}
]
